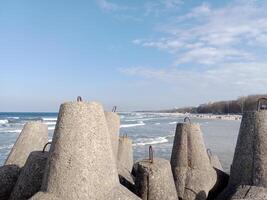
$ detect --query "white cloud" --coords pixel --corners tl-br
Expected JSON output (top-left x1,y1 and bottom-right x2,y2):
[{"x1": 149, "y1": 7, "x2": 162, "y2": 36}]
[
  {"x1": 134, "y1": 0, "x2": 267, "y2": 65},
  {"x1": 95, "y1": 0, "x2": 129, "y2": 12}
]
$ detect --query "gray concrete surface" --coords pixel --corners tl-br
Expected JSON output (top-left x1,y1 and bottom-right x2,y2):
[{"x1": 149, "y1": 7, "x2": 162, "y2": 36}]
[
  {"x1": 105, "y1": 111, "x2": 120, "y2": 159},
  {"x1": 135, "y1": 158, "x2": 178, "y2": 200},
  {"x1": 0, "y1": 165, "x2": 20, "y2": 200},
  {"x1": 5, "y1": 122, "x2": 48, "y2": 167},
  {"x1": 30, "y1": 101, "x2": 140, "y2": 200},
  {"x1": 171, "y1": 122, "x2": 217, "y2": 200},
  {"x1": 117, "y1": 136, "x2": 134, "y2": 172},
  {"x1": 9, "y1": 151, "x2": 48, "y2": 200}
]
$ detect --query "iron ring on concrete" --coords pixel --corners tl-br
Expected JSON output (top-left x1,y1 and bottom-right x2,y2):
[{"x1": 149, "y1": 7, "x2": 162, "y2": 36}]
[
  {"x1": 257, "y1": 98, "x2": 267, "y2": 111},
  {"x1": 77, "y1": 96, "x2": 82, "y2": 102},
  {"x1": 149, "y1": 145, "x2": 154, "y2": 163},
  {"x1": 42, "y1": 142, "x2": 52, "y2": 153},
  {"x1": 184, "y1": 117, "x2": 191, "y2": 123},
  {"x1": 112, "y1": 106, "x2": 117, "y2": 112},
  {"x1": 207, "y1": 148, "x2": 212, "y2": 157}
]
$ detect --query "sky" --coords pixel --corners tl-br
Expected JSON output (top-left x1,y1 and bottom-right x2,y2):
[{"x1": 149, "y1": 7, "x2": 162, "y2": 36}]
[{"x1": 1, "y1": 0, "x2": 267, "y2": 112}]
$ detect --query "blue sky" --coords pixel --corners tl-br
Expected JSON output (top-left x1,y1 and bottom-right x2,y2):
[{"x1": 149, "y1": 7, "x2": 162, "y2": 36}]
[{"x1": 1, "y1": 0, "x2": 267, "y2": 111}]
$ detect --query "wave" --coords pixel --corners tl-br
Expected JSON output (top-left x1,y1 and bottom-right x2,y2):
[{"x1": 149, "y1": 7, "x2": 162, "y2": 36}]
[
  {"x1": 48, "y1": 126, "x2": 55, "y2": 130},
  {"x1": 154, "y1": 123, "x2": 160, "y2": 125},
  {"x1": 0, "y1": 144, "x2": 14, "y2": 150},
  {"x1": 0, "y1": 120, "x2": 9, "y2": 125},
  {"x1": 5, "y1": 129, "x2": 21, "y2": 133},
  {"x1": 42, "y1": 117, "x2": 57, "y2": 121},
  {"x1": 168, "y1": 121, "x2": 177, "y2": 125},
  {"x1": 7, "y1": 117, "x2": 19, "y2": 119},
  {"x1": 120, "y1": 121, "x2": 145, "y2": 128},
  {"x1": 133, "y1": 136, "x2": 168, "y2": 146},
  {"x1": 44, "y1": 122, "x2": 57, "y2": 125}
]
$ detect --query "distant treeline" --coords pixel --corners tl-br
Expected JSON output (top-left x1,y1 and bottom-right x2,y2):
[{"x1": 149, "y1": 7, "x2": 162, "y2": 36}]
[{"x1": 160, "y1": 94, "x2": 267, "y2": 114}]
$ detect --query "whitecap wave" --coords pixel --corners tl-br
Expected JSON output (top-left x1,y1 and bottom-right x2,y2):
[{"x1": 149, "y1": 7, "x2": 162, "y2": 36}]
[
  {"x1": 154, "y1": 123, "x2": 160, "y2": 125},
  {"x1": 44, "y1": 122, "x2": 57, "y2": 125},
  {"x1": 0, "y1": 144, "x2": 14, "y2": 150},
  {"x1": 168, "y1": 121, "x2": 177, "y2": 125},
  {"x1": 48, "y1": 126, "x2": 55, "y2": 131},
  {"x1": 133, "y1": 136, "x2": 168, "y2": 146},
  {"x1": 42, "y1": 117, "x2": 57, "y2": 121},
  {"x1": 0, "y1": 120, "x2": 9, "y2": 125},
  {"x1": 120, "y1": 121, "x2": 145, "y2": 128},
  {"x1": 5, "y1": 129, "x2": 21, "y2": 133}
]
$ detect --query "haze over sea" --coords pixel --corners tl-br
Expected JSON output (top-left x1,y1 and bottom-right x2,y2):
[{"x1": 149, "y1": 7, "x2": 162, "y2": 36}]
[{"x1": 0, "y1": 112, "x2": 240, "y2": 172}]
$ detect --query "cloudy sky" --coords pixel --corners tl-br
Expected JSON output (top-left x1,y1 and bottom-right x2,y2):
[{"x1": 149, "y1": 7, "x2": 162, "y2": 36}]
[{"x1": 1, "y1": 0, "x2": 267, "y2": 111}]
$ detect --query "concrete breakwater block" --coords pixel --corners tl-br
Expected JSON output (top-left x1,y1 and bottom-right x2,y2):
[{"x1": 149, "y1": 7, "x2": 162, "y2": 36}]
[
  {"x1": 117, "y1": 136, "x2": 135, "y2": 192},
  {"x1": 105, "y1": 111, "x2": 120, "y2": 159},
  {"x1": 29, "y1": 101, "x2": 140, "y2": 200},
  {"x1": 9, "y1": 151, "x2": 48, "y2": 200},
  {"x1": 230, "y1": 185, "x2": 267, "y2": 199},
  {"x1": 135, "y1": 157, "x2": 178, "y2": 200},
  {"x1": 117, "y1": 135, "x2": 134, "y2": 172},
  {"x1": 170, "y1": 122, "x2": 217, "y2": 200},
  {"x1": 0, "y1": 165, "x2": 20, "y2": 200},
  {"x1": 5, "y1": 122, "x2": 48, "y2": 167},
  {"x1": 217, "y1": 109, "x2": 267, "y2": 200},
  {"x1": 207, "y1": 149, "x2": 223, "y2": 171}
]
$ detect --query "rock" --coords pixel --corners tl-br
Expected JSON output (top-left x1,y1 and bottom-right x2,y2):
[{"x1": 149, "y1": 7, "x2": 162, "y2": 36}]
[
  {"x1": 0, "y1": 165, "x2": 20, "y2": 200},
  {"x1": 29, "y1": 101, "x2": 140, "y2": 200},
  {"x1": 170, "y1": 122, "x2": 217, "y2": 200},
  {"x1": 5, "y1": 122, "x2": 48, "y2": 167},
  {"x1": 9, "y1": 151, "x2": 48, "y2": 200},
  {"x1": 135, "y1": 158, "x2": 178, "y2": 200}
]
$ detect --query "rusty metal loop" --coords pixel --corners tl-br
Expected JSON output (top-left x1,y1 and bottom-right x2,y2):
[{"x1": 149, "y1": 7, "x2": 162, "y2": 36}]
[
  {"x1": 42, "y1": 142, "x2": 52, "y2": 153},
  {"x1": 77, "y1": 96, "x2": 82, "y2": 102},
  {"x1": 112, "y1": 106, "x2": 117, "y2": 112},
  {"x1": 149, "y1": 145, "x2": 153, "y2": 163},
  {"x1": 184, "y1": 117, "x2": 191, "y2": 123},
  {"x1": 257, "y1": 98, "x2": 267, "y2": 111},
  {"x1": 207, "y1": 148, "x2": 212, "y2": 157}
]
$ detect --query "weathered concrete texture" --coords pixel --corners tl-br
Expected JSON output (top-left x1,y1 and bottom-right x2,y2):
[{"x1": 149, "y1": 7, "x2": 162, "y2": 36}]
[
  {"x1": 208, "y1": 154, "x2": 223, "y2": 171},
  {"x1": 105, "y1": 111, "x2": 120, "y2": 159},
  {"x1": 230, "y1": 185, "x2": 267, "y2": 200},
  {"x1": 117, "y1": 136, "x2": 134, "y2": 172},
  {"x1": 118, "y1": 166, "x2": 135, "y2": 193},
  {"x1": 30, "y1": 101, "x2": 140, "y2": 200},
  {"x1": 170, "y1": 122, "x2": 217, "y2": 200},
  {"x1": 9, "y1": 151, "x2": 48, "y2": 200},
  {"x1": 217, "y1": 111, "x2": 267, "y2": 200},
  {"x1": 5, "y1": 122, "x2": 48, "y2": 167},
  {"x1": 135, "y1": 158, "x2": 178, "y2": 200},
  {"x1": 229, "y1": 111, "x2": 267, "y2": 187},
  {"x1": 207, "y1": 168, "x2": 229, "y2": 200},
  {"x1": 0, "y1": 165, "x2": 20, "y2": 200}
]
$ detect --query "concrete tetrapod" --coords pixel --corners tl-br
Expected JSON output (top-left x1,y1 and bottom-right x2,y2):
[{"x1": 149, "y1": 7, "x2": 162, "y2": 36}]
[
  {"x1": 117, "y1": 136, "x2": 135, "y2": 192},
  {"x1": 135, "y1": 157, "x2": 178, "y2": 200},
  {"x1": 170, "y1": 121, "x2": 217, "y2": 200},
  {"x1": 9, "y1": 151, "x2": 48, "y2": 200},
  {"x1": 0, "y1": 165, "x2": 20, "y2": 200},
  {"x1": 29, "y1": 101, "x2": 140, "y2": 200},
  {"x1": 217, "y1": 109, "x2": 267, "y2": 200},
  {"x1": 105, "y1": 111, "x2": 120, "y2": 159},
  {"x1": 207, "y1": 149, "x2": 223, "y2": 171},
  {"x1": 5, "y1": 122, "x2": 48, "y2": 167}
]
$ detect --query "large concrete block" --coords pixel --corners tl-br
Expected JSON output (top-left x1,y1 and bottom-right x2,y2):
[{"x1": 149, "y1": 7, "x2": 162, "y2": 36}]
[
  {"x1": 105, "y1": 111, "x2": 120, "y2": 159},
  {"x1": 207, "y1": 149, "x2": 223, "y2": 171},
  {"x1": 230, "y1": 185, "x2": 267, "y2": 199},
  {"x1": 5, "y1": 122, "x2": 48, "y2": 167},
  {"x1": 29, "y1": 101, "x2": 140, "y2": 200},
  {"x1": 117, "y1": 136, "x2": 134, "y2": 172},
  {"x1": 9, "y1": 151, "x2": 48, "y2": 200},
  {"x1": 0, "y1": 165, "x2": 20, "y2": 200},
  {"x1": 135, "y1": 158, "x2": 178, "y2": 200},
  {"x1": 217, "y1": 110, "x2": 267, "y2": 200},
  {"x1": 171, "y1": 122, "x2": 217, "y2": 200}
]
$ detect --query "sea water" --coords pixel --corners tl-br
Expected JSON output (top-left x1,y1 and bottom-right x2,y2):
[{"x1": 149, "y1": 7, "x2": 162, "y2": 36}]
[{"x1": 0, "y1": 112, "x2": 240, "y2": 172}]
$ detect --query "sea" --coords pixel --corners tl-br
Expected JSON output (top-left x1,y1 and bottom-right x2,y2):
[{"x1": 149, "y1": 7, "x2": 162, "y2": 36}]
[{"x1": 0, "y1": 112, "x2": 241, "y2": 172}]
